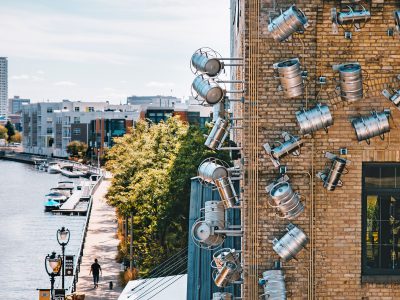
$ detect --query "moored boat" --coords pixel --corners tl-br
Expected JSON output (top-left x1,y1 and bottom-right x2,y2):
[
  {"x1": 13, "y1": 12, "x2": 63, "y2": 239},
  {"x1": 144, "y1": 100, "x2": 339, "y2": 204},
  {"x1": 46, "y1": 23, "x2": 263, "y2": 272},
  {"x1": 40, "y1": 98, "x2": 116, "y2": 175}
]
[
  {"x1": 45, "y1": 192, "x2": 68, "y2": 203},
  {"x1": 60, "y1": 166, "x2": 85, "y2": 178},
  {"x1": 48, "y1": 162, "x2": 61, "y2": 174},
  {"x1": 44, "y1": 199, "x2": 61, "y2": 212}
]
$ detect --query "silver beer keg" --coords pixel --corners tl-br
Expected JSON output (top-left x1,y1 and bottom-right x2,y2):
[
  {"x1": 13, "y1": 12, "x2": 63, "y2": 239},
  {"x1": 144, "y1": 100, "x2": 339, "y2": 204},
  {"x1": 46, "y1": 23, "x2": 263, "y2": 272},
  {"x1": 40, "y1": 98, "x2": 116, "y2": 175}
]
[
  {"x1": 337, "y1": 7, "x2": 371, "y2": 25},
  {"x1": 382, "y1": 88, "x2": 400, "y2": 109},
  {"x1": 213, "y1": 293, "x2": 233, "y2": 300},
  {"x1": 352, "y1": 111, "x2": 390, "y2": 143},
  {"x1": 274, "y1": 58, "x2": 304, "y2": 98},
  {"x1": 198, "y1": 160, "x2": 229, "y2": 184},
  {"x1": 212, "y1": 248, "x2": 241, "y2": 273},
  {"x1": 192, "y1": 75, "x2": 225, "y2": 105},
  {"x1": 213, "y1": 262, "x2": 240, "y2": 288},
  {"x1": 205, "y1": 117, "x2": 230, "y2": 150},
  {"x1": 264, "y1": 131, "x2": 303, "y2": 168},
  {"x1": 296, "y1": 104, "x2": 333, "y2": 135},
  {"x1": 323, "y1": 157, "x2": 347, "y2": 191},
  {"x1": 272, "y1": 224, "x2": 308, "y2": 262},
  {"x1": 260, "y1": 269, "x2": 286, "y2": 300},
  {"x1": 269, "y1": 181, "x2": 304, "y2": 220},
  {"x1": 395, "y1": 11, "x2": 400, "y2": 30},
  {"x1": 339, "y1": 63, "x2": 363, "y2": 102},
  {"x1": 191, "y1": 52, "x2": 223, "y2": 77},
  {"x1": 215, "y1": 177, "x2": 239, "y2": 209},
  {"x1": 268, "y1": 5, "x2": 309, "y2": 42}
]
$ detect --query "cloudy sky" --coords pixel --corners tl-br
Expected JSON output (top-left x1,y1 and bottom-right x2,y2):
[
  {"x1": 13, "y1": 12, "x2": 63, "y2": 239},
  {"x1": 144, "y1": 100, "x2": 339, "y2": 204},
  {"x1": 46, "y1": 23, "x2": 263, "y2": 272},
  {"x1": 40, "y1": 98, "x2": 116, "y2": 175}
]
[{"x1": 0, "y1": 0, "x2": 230, "y2": 103}]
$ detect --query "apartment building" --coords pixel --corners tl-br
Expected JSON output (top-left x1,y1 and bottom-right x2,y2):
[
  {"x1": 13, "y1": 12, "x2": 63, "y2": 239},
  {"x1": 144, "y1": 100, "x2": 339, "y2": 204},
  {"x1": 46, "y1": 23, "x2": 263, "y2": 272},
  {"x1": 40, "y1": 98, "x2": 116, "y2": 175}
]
[{"x1": 0, "y1": 58, "x2": 8, "y2": 118}]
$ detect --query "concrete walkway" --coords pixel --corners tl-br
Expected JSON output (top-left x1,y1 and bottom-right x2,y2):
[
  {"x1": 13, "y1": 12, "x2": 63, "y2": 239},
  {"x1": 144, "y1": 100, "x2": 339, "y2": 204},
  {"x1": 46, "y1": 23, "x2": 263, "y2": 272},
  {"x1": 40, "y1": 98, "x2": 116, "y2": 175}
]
[{"x1": 76, "y1": 179, "x2": 123, "y2": 299}]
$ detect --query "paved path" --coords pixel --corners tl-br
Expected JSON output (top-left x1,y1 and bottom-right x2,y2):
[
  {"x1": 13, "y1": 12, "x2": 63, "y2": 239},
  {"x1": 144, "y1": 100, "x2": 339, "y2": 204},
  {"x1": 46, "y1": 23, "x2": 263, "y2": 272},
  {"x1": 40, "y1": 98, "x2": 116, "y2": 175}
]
[{"x1": 76, "y1": 179, "x2": 123, "y2": 299}]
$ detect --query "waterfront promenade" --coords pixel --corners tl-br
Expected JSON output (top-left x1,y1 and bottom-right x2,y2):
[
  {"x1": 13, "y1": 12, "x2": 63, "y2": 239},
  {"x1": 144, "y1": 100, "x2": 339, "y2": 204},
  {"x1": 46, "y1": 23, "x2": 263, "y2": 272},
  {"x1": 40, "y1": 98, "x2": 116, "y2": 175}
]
[{"x1": 76, "y1": 179, "x2": 123, "y2": 299}]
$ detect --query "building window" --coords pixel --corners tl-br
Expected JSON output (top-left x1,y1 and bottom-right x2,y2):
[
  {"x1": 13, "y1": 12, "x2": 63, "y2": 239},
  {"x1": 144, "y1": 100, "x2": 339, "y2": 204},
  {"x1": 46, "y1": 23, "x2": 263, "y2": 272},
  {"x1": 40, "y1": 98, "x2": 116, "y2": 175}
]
[
  {"x1": 47, "y1": 108, "x2": 53, "y2": 113},
  {"x1": 74, "y1": 107, "x2": 80, "y2": 112},
  {"x1": 73, "y1": 128, "x2": 81, "y2": 135},
  {"x1": 47, "y1": 128, "x2": 53, "y2": 134},
  {"x1": 362, "y1": 163, "x2": 400, "y2": 276},
  {"x1": 88, "y1": 107, "x2": 94, "y2": 112},
  {"x1": 74, "y1": 117, "x2": 80, "y2": 124}
]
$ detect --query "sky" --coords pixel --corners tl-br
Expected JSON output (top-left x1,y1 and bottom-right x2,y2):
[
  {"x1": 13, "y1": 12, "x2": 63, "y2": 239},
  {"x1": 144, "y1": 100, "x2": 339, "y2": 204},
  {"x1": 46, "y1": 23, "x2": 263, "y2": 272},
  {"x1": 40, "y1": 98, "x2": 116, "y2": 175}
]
[{"x1": 0, "y1": 0, "x2": 231, "y2": 104}]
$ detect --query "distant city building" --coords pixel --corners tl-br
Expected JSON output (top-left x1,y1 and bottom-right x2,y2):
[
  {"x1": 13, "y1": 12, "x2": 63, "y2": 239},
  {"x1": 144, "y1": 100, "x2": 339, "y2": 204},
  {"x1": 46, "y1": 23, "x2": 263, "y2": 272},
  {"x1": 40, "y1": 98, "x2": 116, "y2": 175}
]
[
  {"x1": 22, "y1": 100, "x2": 140, "y2": 157},
  {"x1": 8, "y1": 114, "x2": 22, "y2": 131},
  {"x1": 127, "y1": 95, "x2": 179, "y2": 107},
  {"x1": 0, "y1": 58, "x2": 8, "y2": 118},
  {"x1": 8, "y1": 96, "x2": 30, "y2": 114}
]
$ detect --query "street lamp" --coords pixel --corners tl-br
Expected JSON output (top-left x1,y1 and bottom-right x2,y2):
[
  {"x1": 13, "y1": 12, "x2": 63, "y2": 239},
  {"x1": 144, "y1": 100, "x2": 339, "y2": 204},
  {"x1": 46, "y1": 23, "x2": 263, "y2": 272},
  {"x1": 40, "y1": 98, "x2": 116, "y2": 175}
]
[
  {"x1": 45, "y1": 251, "x2": 62, "y2": 300},
  {"x1": 57, "y1": 227, "x2": 70, "y2": 291}
]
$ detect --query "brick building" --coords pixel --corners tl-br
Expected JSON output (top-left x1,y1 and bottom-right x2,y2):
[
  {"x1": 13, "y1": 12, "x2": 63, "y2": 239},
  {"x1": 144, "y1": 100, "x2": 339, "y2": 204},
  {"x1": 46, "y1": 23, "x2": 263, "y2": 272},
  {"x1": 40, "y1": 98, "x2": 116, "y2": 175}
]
[{"x1": 229, "y1": 0, "x2": 400, "y2": 299}]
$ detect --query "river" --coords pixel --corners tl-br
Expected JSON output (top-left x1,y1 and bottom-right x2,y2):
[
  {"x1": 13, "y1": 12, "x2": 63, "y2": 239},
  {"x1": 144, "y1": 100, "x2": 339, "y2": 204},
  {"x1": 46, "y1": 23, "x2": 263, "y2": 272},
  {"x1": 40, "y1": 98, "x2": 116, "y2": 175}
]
[{"x1": 0, "y1": 160, "x2": 87, "y2": 299}]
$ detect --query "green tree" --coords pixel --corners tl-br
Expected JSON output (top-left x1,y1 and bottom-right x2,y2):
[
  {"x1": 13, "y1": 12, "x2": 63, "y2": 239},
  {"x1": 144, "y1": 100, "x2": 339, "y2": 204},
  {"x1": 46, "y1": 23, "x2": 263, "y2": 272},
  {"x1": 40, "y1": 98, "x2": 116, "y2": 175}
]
[
  {"x1": 0, "y1": 125, "x2": 8, "y2": 141},
  {"x1": 10, "y1": 132, "x2": 22, "y2": 143},
  {"x1": 66, "y1": 141, "x2": 88, "y2": 158},
  {"x1": 105, "y1": 117, "x2": 230, "y2": 275},
  {"x1": 5, "y1": 121, "x2": 15, "y2": 143}
]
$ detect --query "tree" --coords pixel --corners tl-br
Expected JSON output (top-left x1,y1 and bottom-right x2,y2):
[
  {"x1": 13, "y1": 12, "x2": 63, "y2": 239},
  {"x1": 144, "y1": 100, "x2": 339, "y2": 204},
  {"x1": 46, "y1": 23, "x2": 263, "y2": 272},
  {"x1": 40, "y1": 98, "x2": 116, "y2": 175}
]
[
  {"x1": 0, "y1": 125, "x2": 7, "y2": 141},
  {"x1": 10, "y1": 132, "x2": 22, "y2": 143},
  {"x1": 66, "y1": 141, "x2": 88, "y2": 158},
  {"x1": 5, "y1": 121, "x2": 15, "y2": 143},
  {"x1": 105, "y1": 117, "x2": 230, "y2": 276}
]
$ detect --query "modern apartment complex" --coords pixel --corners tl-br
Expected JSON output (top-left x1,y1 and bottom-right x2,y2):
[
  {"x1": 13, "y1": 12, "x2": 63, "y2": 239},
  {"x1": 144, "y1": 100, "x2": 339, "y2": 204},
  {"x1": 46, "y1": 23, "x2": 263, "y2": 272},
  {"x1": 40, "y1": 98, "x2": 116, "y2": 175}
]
[
  {"x1": 0, "y1": 58, "x2": 8, "y2": 118},
  {"x1": 187, "y1": 1, "x2": 400, "y2": 299},
  {"x1": 8, "y1": 96, "x2": 30, "y2": 114}
]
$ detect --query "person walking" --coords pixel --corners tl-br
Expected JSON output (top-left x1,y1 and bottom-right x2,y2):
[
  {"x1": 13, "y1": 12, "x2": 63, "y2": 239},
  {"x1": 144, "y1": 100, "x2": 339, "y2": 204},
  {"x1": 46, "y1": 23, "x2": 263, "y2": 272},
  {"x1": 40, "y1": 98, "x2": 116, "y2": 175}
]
[{"x1": 89, "y1": 258, "x2": 102, "y2": 288}]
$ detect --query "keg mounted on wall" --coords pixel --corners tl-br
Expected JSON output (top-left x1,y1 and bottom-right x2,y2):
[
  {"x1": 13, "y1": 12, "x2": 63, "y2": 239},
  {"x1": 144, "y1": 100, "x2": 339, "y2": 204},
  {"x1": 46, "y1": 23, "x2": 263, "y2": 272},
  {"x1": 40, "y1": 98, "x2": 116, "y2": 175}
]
[
  {"x1": 212, "y1": 292, "x2": 233, "y2": 300},
  {"x1": 272, "y1": 223, "x2": 308, "y2": 262},
  {"x1": 331, "y1": 2, "x2": 371, "y2": 34},
  {"x1": 395, "y1": 11, "x2": 400, "y2": 32},
  {"x1": 191, "y1": 200, "x2": 242, "y2": 249},
  {"x1": 268, "y1": 5, "x2": 309, "y2": 42},
  {"x1": 382, "y1": 87, "x2": 400, "y2": 110},
  {"x1": 265, "y1": 175, "x2": 304, "y2": 220},
  {"x1": 211, "y1": 248, "x2": 243, "y2": 288},
  {"x1": 263, "y1": 131, "x2": 303, "y2": 168},
  {"x1": 190, "y1": 47, "x2": 244, "y2": 106},
  {"x1": 317, "y1": 152, "x2": 349, "y2": 192},
  {"x1": 295, "y1": 103, "x2": 333, "y2": 136},
  {"x1": 259, "y1": 264, "x2": 287, "y2": 300},
  {"x1": 273, "y1": 58, "x2": 305, "y2": 99},
  {"x1": 334, "y1": 63, "x2": 364, "y2": 102},
  {"x1": 351, "y1": 110, "x2": 391, "y2": 144},
  {"x1": 198, "y1": 158, "x2": 240, "y2": 209}
]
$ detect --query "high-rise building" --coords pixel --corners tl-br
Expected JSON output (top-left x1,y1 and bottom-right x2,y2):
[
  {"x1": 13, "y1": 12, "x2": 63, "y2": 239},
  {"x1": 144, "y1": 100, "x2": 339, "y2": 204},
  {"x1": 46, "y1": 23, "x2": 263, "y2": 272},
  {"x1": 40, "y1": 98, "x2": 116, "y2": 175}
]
[
  {"x1": 0, "y1": 57, "x2": 7, "y2": 118},
  {"x1": 8, "y1": 96, "x2": 30, "y2": 114}
]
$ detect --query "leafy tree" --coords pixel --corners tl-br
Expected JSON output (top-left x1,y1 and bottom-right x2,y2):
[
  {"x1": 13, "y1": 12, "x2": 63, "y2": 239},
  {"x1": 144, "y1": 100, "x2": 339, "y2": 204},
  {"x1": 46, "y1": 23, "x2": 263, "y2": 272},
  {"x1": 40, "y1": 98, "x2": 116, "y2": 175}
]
[
  {"x1": 105, "y1": 117, "x2": 230, "y2": 276},
  {"x1": 5, "y1": 121, "x2": 15, "y2": 143},
  {"x1": 10, "y1": 132, "x2": 22, "y2": 143},
  {"x1": 66, "y1": 141, "x2": 88, "y2": 158},
  {"x1": 0, "y1": 125, "x2": 8, "y2": 141}
]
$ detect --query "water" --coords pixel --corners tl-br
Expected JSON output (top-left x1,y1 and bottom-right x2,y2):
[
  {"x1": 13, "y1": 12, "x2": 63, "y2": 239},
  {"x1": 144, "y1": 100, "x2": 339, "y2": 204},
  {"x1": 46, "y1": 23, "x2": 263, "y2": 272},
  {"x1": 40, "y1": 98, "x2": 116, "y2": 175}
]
[{"x1": 0, "y1": 161, "x2": 87, "y2": 299}]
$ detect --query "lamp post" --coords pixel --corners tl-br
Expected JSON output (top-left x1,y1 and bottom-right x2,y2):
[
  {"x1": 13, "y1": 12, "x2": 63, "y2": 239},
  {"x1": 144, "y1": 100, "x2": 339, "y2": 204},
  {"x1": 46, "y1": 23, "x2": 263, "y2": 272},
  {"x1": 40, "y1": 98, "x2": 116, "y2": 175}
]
[
  {"x1": 45, "y1": 251, "x2": 62, "y2": 300},
  {"x1": 57, "y1": 227, "x2": 70, "y2": 291}
]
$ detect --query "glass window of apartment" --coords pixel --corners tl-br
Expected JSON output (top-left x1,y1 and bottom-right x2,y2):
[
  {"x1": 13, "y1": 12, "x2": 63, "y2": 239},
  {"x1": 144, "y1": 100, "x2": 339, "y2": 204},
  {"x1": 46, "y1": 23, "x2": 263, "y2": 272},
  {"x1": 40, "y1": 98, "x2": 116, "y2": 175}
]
[
  {"x1": 74, "y1": 117, "x2": 80, "y2": 124},
  {"x1": 73, "y1": 128, "x2": 81, "y2": 135},
  {"x1": 88, "y1": 107, "x2": 94, "y2": 112},
  {"x1": 363, "y1": 163, "x2": 400, "y2": 275},
  {"x1": 47, "y1": 107, "x2": 53, "y2": 113},
  {"x1": 46, "y1": 127, "x2": 53, "y2": 134},
  {"x1": 74, "y1": 107, "x2": 80, "y2": 112}
]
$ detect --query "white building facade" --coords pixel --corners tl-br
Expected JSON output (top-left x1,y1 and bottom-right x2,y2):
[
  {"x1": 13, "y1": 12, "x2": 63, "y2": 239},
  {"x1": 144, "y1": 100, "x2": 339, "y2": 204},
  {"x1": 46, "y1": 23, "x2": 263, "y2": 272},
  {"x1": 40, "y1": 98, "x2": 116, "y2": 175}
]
[{"x1": 0, "y1": 58, "x2": 8, "y2": 118}]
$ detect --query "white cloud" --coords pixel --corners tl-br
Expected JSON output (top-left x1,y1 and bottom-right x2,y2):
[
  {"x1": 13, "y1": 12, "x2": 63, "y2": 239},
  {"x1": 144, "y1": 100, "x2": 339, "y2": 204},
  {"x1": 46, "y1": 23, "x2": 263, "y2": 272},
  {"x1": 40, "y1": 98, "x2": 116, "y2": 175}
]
[
  {"x1": 11, "y1": 74, "x2": 30, "y2": 80},
  {"x1": 54, "y1": 81, "x2": 77, "y2": 86},
  {"x1": 36, "y1": 70, "x2": 45, "y2": 75},
  {"x1": 146, "y1": 81, "x2": 175, "y2": 88}
]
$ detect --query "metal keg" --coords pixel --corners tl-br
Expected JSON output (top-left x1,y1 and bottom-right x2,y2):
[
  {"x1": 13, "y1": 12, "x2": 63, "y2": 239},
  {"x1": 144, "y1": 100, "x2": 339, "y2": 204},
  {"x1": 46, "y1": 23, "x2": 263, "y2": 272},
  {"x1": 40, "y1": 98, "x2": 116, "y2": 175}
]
[
  {"x1": 352, "y1": 111, "x2": 390, "y2": 143},
  {"x1": 339, "y1": 63, "x2": 363, "y2": 102},
  {"x1": 274, "y1": 58, "x2": 304, "y2": 98},
  {"x1": 382, "y1": 89, "x2": 400, "y2": 108},
  {"x1": 205, "y1": 117, "x2": 230, "y2": 150},
  {"x1": 192, "y1": 75, "x2": 225, "y2": 105},
  {"x1": 261, "y1": 269, "x2": 286, "y2": 300},
  {"x1": 296, "y1": 104, "x2": 333, "y2": 135},
  {"x1": 323, "y1": 157, "x2": 347, "y2": 191},
  {"x1": 215, "y1": 177, "x2": 239, "y2": 209},
  {"x1": 395, "y1": 11, "x2": 400, "y2": 29},
  {"x1": 213, "y1": 262, "x2": 240, "y2": 288},
  {"x1": 205, "y1": 201, "x2": 225, "y2": 229},
  {"x1": 269, "y1": 181, "x2": 304, "y2": 220},
  {"x1": 191, "y1": 52, "x2": 223, "y2": 77},
  {"x1": 268, "y1": 5, "x2": 309, "y2": 42},
  {"x1": 213, "y1": 101, "x2": 225, "y2": 122},
  {"x1": 212, "y1": 248, "x2": 241, "y2": 272},
  {"x1": 337, "y1": 7, "x2": 371, "y2": 24},
  {"x1": 272, "y1": 224, "x2": 308, "y2": 262},
  {"x1": 198, "y1": 160, "x2": 229, "y2": 184},
  {"x1": 191, "y1": 220, "x2": 225, "y2": 248},
  {"x1": 213, "y1": 292, "x2": 233, "y2": 300},
  {"x1": 264, "y1": 132, "x2": 303, "y2": 168}
]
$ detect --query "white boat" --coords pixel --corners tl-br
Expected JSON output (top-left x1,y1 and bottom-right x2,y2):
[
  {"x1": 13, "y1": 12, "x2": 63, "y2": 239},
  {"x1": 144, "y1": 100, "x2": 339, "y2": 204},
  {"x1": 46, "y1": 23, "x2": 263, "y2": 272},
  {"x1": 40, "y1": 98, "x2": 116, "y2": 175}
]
[
  {"x1": 48, "y1": 162, "x2": 61, "y2": 174},
  {"x1": 50, "y1": 188, "x2": 72, "y2": 197},
  {"x1": 45, "y1": 192, "x2": 68, "y2": 203},
  {"x1": 60, "y1": 166, "x2": 85, "y2": 178},
  {"x1": 57, "y1": 181, "x2": 75, "y2": 190}
]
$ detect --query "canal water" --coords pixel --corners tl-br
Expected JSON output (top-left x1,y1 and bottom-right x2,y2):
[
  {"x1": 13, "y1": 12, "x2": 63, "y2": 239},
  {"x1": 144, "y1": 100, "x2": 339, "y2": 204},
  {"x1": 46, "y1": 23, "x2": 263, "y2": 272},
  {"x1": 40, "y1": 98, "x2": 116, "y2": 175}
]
[{"x1": 0, "y1": 160, "x2": 87, "y2": 299}]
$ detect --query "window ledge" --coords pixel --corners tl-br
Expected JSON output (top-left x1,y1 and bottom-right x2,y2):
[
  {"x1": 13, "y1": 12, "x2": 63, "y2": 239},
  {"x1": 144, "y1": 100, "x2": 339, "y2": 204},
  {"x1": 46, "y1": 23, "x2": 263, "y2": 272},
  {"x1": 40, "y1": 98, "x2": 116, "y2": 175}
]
[{"x1": 362, "y1": 275, "x2": 400, "y2": 283}]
